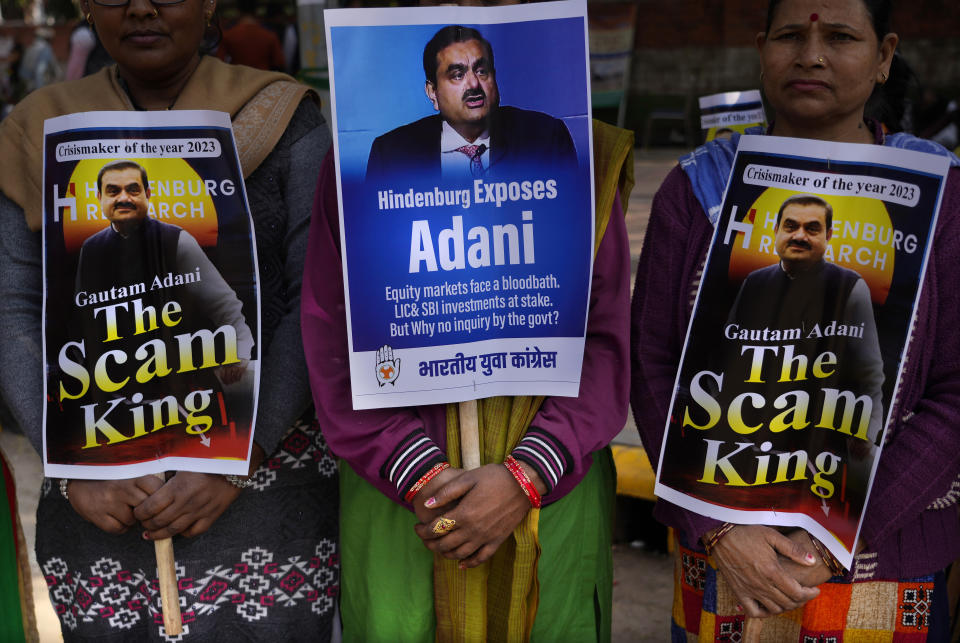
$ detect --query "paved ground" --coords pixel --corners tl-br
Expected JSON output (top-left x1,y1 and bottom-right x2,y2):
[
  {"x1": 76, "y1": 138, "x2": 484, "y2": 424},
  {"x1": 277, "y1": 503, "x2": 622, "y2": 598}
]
[
  {"x1": 613, "y1": 544, "x2": 674, "y2": 642},
  {"x1": 611, "y1": 147, "x2": 682, "y2": 642},
  {"x1": 1, "y1": 146, "x2": 685, "y2": 642}
]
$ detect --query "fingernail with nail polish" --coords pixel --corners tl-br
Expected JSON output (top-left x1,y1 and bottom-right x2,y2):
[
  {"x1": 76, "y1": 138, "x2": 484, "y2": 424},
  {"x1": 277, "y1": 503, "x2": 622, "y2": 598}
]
[
  {"x1": 425, "y1": 497, "x2": 436, "y2": 508},
  {"x1": 805, "y1": 553, "x2": 816, "y2": 563},
  {"x1": 142, "y1": 532, "x2": 150, "y2": 540},
  {"x1": 735, "y1": 604, "x2": 743, "y2": 612}
]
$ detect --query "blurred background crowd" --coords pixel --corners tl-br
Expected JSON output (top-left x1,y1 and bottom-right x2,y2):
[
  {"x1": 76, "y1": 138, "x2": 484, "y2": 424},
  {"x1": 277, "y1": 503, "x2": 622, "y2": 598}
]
[{"x1": 1, "y1": 0, "x2": 958, "y2": 153}]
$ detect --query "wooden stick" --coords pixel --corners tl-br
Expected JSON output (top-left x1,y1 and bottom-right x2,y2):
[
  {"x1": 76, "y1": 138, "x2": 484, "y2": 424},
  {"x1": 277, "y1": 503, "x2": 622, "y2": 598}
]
[
  {"x1": 458, "y1": 399, "x2": 480, "y2": 470},
  {"x1": 153, "y1": 472, "x2": 182, "y2": 635},
  {"x1": 743, "y1": 616, "x2": 763, "y2": 642}
]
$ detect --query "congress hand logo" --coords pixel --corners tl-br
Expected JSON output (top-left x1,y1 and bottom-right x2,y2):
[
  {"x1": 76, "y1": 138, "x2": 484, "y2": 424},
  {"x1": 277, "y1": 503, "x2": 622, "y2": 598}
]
[{"x1": 376, "y1": 345, "x2": 400, "y2": 387}]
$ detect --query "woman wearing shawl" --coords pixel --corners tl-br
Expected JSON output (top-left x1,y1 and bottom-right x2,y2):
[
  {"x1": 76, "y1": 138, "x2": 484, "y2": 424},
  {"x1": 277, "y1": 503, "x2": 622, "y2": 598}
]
[
  {"x1": 0, "y1": 0, "x2": 338, "y2": 640},
  {"x1": 632, "y1": 0, "x2": 960, "y2": 640},
  {"x1": 301, "y1": 100, "x2": 634, "y2": 643}
]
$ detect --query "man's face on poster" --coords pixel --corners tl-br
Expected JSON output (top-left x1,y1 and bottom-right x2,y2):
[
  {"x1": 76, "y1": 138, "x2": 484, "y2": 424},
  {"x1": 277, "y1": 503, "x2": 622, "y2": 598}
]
[
  {"x1": 99, "y1": 167, "x2": 150, "y2": 227},
  {"x1": 774, "y1": 202, "x2": 832, "y2": 273},
  {"x1": 425, "y1": 39, "x2": 499, "y2": 137}
]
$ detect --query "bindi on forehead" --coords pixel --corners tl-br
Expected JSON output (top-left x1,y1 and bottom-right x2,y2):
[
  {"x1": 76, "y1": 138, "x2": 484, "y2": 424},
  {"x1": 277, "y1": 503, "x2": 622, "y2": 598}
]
[{"x1": 810, "y1": 12, "x2": 819, "y2": 21}]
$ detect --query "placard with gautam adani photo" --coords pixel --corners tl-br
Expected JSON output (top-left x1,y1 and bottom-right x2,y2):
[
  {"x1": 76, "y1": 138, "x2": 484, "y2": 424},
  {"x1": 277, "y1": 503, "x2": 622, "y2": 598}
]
[
  {"x1": 42, "y1": 110, "x2": 260, "y2": 479},
  {"x1": 324, "y1": 0, "x2": 594, "y2": 409},
  {"x1": 654, "y1": 135, "x2": 950, "y2": 568}
]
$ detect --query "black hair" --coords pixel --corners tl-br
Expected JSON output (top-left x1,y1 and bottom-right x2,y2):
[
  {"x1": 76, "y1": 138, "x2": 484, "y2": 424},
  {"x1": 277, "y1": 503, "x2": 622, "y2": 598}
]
[
  {"x1": 97, "y1": 160, "x2": 148, "y2": 193},
  {"x1": 765, "y1": 0, "x2": 909, "y2": 131},
  {"x1": 867, "y1": 50, "x2": 914, "y2": 132},
  {"x1": 422, "y1": 25, "x2": 495, "y2": 86},
  {"x1": 236, "y1": 0, "x2": 258, "y2": 15},
  {"x1": 775, "y1": 194, "x2": 833, "y2": 230},
  {"x1": 201, "y1": 13, "x2": 223, "y2": 55}
]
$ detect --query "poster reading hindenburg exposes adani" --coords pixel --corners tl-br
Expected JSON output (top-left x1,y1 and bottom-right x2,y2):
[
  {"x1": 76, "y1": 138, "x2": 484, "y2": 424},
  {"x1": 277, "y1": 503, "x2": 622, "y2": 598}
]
[
  {"x1": 325, "y1": 0, "x2": 594, "y2": 409},
  {"x1": 42, "y1": 111, "x2": 260, "y2": 479},
  {"x1": 655, "y1": 136, "x2": 950, "y2": 568}
]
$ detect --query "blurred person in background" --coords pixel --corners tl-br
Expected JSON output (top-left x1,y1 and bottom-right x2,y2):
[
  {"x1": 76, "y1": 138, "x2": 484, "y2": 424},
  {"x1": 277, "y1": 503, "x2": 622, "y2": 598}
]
[
  {"x1": 65, "y1": 16, "x2": 114, "y2": 81},
  {"x1": 913, "y1": 88, "x2": 959, "y2": 151},
  {"x1": 18, "y1": 26, "x2": 62, "y2": 93},
  {"x1": 217, "y1": 0, "x2": 285, "y2": 71},
  {"x1": 1, "y1": 41, "x2": 26, "y2": 119}
]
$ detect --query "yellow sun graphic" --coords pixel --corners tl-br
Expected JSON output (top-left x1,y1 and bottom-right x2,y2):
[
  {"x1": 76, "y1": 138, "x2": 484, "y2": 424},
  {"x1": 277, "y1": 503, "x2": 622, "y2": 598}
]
[
  {"x1": 60, "y1": 158, "x2": 219, "y2": 253},
  {"x1": 728, "y1": 188, "x2": 895, "y2": 304}
]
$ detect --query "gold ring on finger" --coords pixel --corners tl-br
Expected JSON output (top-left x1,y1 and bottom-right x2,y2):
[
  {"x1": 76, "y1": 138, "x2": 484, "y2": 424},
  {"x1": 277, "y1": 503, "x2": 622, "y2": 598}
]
[{"x1": 433, "y1": 516, "x2": 456, "y2": 535}]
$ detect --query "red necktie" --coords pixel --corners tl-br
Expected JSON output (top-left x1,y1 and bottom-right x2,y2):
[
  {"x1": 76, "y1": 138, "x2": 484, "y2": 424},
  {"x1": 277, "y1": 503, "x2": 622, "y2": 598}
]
[{"x1": 455, "y1": 144, "x2": 486, "y2": 176}]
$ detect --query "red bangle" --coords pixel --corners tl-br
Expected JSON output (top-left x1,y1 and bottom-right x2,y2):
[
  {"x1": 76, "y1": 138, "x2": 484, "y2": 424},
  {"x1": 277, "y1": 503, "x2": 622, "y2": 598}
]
[
  {"x1": 504, "y1": 455, "x2": 542, "y2": 508},
  {"x1": 404, "y1": 462, "x2": 450, "y2": 503}
]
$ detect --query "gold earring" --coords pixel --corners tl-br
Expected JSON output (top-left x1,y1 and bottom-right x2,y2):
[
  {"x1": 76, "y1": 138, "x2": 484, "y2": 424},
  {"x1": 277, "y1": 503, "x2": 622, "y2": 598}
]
[
  {"x1": 85, "y1": 12, "x2": 93, "y2": 24},
  {"x1": 151, "y1": 7, "x2": 158, "y2": 17},
  {"x1": 878, "y1": 70, "x2": 888, "y2": 84}
]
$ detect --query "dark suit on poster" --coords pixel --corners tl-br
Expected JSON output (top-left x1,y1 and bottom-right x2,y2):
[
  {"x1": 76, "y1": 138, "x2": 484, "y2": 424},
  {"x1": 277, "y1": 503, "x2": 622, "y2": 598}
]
[
  {"x1": 75, "y1": 218, "x2": 208, "y2": 403},
  {"x1": 365, "y1": 106, "x2": 578, "y2": 183},
  {"x1": 74, "y1": 217, "x2": 253, "y2": 403},
  {"x1": 76, "y1": 215, "x2": 180, "y2": 295},
  {"x1": 726, "y1": 260, "x2": 885, "y2": 445}
]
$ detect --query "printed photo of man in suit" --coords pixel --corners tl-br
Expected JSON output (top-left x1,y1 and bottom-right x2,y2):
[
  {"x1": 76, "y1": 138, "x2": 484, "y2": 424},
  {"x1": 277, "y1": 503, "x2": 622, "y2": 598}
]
[{"x1": 365, "y1": 25, "x2": 578, "y2": 183}]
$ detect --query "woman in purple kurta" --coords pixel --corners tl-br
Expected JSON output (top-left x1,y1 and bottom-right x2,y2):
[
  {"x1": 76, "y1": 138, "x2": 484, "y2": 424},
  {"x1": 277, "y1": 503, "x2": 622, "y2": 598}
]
[
  {"x1": 302, "y1": 151, "x2": 630, "y2": 512},
  {"x1": 301, "y1": 125, "x2": 633, "y2": 640},
  {"x1": 631, "y1": 0, "x2": 960, "y2": 640}
]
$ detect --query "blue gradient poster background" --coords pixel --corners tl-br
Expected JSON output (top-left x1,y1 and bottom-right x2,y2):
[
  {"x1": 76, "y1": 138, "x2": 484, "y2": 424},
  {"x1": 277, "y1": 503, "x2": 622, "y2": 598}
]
[{"x1": 325, "y1": 1, "x2": 594, "y2": 408}]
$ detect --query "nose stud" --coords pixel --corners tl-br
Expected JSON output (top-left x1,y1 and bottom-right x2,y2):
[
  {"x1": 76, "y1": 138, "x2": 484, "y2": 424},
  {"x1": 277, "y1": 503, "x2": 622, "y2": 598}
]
[{"x1": 817, "y1": 56, "x2": 824, "y2": 64}]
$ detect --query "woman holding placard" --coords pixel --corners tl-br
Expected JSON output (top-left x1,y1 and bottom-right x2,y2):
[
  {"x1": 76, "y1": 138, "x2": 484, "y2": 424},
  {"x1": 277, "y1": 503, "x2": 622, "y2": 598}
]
[
  {"x1": 632, "y1": 0, "x2": 960, "y2": 639},
  {"x1": 300, "y1": 14, "x2": 635, "y2": 641},
  {"x1": 0, "y1": 0, "x2": 339, "y2": 640}
]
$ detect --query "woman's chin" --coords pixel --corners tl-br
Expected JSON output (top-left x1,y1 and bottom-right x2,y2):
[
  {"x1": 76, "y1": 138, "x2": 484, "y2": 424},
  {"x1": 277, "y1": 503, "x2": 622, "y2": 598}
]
[
  {"x1": 772, "y1": 105, "x2": 858, "y2": 135},
  {"x1": 117, "y1": 54, "x2": 199, "y2": 84}
]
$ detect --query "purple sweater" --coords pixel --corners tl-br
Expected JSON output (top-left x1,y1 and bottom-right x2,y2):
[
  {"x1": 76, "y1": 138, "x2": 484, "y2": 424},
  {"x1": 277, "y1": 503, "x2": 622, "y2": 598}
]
[
  {"x1": 631, "y1": 158, "x2": 960, "y2": 580},
  {"x1": 302, "y1": 152, "x2": 630, "y2": 507}
]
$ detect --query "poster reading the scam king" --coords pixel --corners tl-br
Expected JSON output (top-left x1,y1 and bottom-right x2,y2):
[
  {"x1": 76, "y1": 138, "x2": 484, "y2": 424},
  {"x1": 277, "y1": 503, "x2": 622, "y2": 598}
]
[
  {"x1": 42, "y1": 110, "x2": 260, "y2": 479},
  {"x1": 326, "y1": 0, "x2": 594, "y2": 409},
  {"x1": 655, "y1": 135, "x2": 950, "y2": 567}
]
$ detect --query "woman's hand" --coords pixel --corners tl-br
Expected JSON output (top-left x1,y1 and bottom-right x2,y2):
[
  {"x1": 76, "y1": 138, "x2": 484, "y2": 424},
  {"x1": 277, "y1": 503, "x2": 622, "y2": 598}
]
[
  {"x1": 777, "y1": 529, "x2": 835, "y2": 589},
  {"x1": 411, "y1": 466, "x2": 464, "y2": 526},
  {"x1": 217, "y1": 359, "x2": 249, "y2": 385},
  {"x1": 709, "y1": 524, "x2": 821, "y2": 617},
  {"x1": 134, "y1": 472, "x2": 242, "y2": 539},
  {"x1": 66, "y1": 476, "x2": 163, "y2": 534},
  {"x1": 134, "y1": 442, "x2": 266, "y2": 540},
  {"x1": 413, "y1": 463, "x2": 543, "y2": 568}
]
